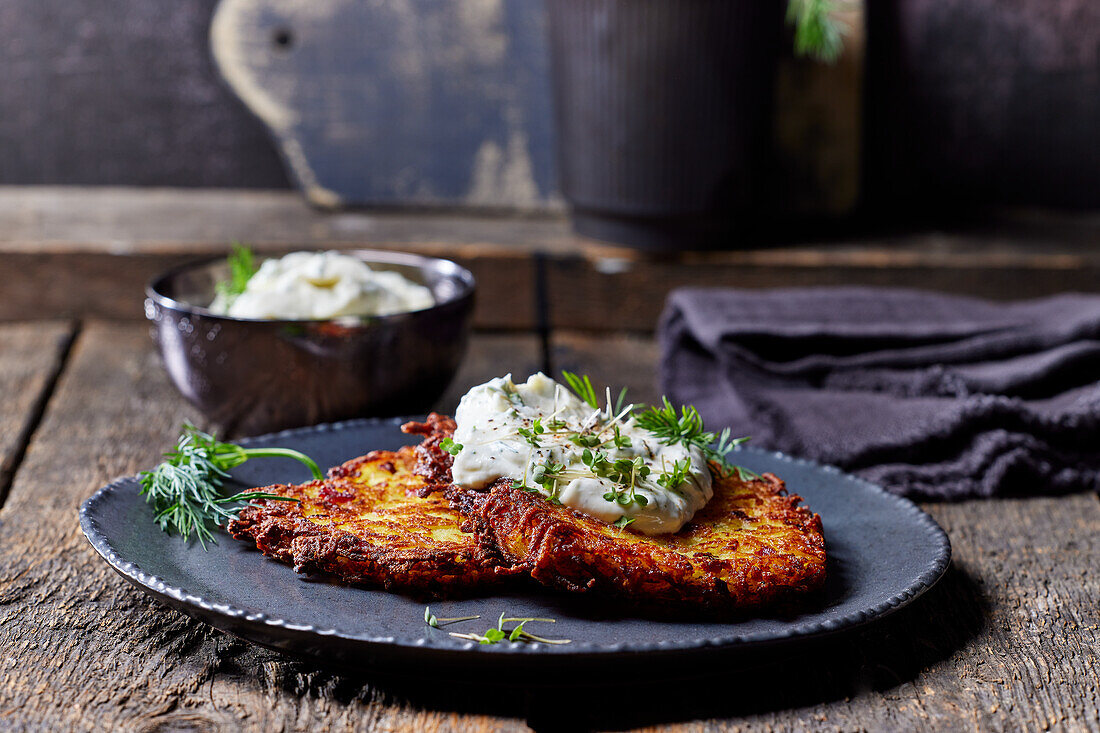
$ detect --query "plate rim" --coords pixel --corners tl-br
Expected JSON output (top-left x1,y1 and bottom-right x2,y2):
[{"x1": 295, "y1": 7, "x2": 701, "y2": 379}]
[{"x1": 79, "y1": 417, "x2": 953, "y2": 658}]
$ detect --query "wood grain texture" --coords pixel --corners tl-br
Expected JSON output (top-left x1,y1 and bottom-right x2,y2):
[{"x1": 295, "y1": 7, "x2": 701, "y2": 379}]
[
  {"x1": 538, "y1": 331, "x2": 1100, "y2": 732},
  {"x1": 550, "y1": 330, "x2": 660, "y2": 405},
  {"x1": 9, "y1": 189, "x2": 1100, "y2": 331},
  {"x1": 0, "y1": 323, "x2": 1098, "y2": 730},
  {"x1": 0, "y1": 323, "x2": 535, "y2": 731},
  {"x1": 0, "y1": 322, "x2": 75, "y2": 504},
  {"x1": 436, "y1": 332, "x2": 544, "y2": 415},
  {"x1": 0, "y1": 248, "x2": 537, "y2": 330},
  {"x1": 0, "y1": 1, "x2": 287, "y2": 189},
  {"x1": 211, "y1": 0, "x2": 556, "y2": 209},
  {"x1": 544, "y1": 245, "x2": 1100, "y2": 331}
]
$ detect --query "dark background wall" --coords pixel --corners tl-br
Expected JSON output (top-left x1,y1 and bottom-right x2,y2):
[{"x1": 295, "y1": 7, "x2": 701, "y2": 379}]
[{"x1": 0, "y1": 0, "x2": 288, "y2": 188}]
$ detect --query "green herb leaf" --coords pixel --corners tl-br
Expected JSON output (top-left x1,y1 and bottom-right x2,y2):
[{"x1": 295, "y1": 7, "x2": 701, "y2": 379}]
[
  {"x1": 562, "y1": 371, "x2": 600, "y2": 409},
  {"x1": 139, "y1": 423, "x2": 321, "y2": 548},
  {"x1": 440, "y1": 437, "x2": 463, "y2": 456},
  {"x1": 657, "y1": 458, "x2": 691, "y2": 490},
  {"x1": 787, "y1": 0, "x2": 848, "y2": 63},
  {"x1": 424, "y1": 606, "x2": 480, "y2": 629},
  {"x1": 517, "y1": 426, "x2": 542, "y2": 447},
  {"x1": 569, "y1": 432, "x2": 601, "y2": 448},
  {"x1": 612, "y1": 516, "x2": 635, "y2": 530},
  {"x1": 441, "y1": 611, "x2": 570, "y2": 645},
  {"x1": 214, "y1": 241, "x2": 259, "y2": 301},
  {"x1": 611, "y1": 425, "x2": 632, "y2": 450},
  {"x1": 481, "y1": 628, "x2": 507, "y2": 644},
  {"x1": 633, "y1": 398, "x2": 754, "y2": 479}
]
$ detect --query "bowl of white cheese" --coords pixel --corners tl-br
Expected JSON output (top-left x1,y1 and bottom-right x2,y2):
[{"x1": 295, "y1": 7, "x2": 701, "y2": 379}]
[{"x1": 146, "y1": 249, "x2": 474, "y2": 434}]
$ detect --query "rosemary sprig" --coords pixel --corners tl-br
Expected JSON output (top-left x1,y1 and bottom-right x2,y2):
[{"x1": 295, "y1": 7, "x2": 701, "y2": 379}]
[
  {"x1": 787, "y1": 0, "x2": 848, "y2": 63},
  {"x1": 139, "y1": 423, "x2": 322, "y2": 548},
  {"x1": 214, "y1": 241, "x2": 259, "y2": 302}
]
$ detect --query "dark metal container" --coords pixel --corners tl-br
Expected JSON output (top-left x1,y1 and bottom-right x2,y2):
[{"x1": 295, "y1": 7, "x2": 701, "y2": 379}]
[
  {"x1": 145, "y1": 250, "x2": 474, "y2": 435},
  {"x1": 546, "y1": 0, "x2": 785, "y2": 249}
]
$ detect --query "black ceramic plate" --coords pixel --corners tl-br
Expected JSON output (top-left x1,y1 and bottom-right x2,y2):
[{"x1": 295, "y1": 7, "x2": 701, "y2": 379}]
[{"x1": 80, "y1": 418, "x2": 951, "y2": 675}]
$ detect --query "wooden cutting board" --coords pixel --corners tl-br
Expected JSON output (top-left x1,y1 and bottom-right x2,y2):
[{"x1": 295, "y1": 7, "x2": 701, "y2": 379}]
[{"x1": 211, "y1": 0, "x2": 559, "y2": 210}]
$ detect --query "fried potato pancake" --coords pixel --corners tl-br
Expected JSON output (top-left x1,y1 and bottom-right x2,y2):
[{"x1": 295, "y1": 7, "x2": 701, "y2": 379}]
[
  {"x1": 461, "y1": 467, "x2": 826, "y2": 611},
  {"x1": 227, "y1": 436, "x2": 515, "y2": 594}
]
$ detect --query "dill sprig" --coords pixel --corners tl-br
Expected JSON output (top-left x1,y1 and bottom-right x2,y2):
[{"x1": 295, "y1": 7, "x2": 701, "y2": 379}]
[
  {"x1": 633, "y1": 398, "x2": 759, "y2": 481},
  {"x1": 214, "y1": 241, "x2": 259, "y2": 302},
  {"x1": 139, "y1": 423, "x2": 322, "y2": 548},
  {"x1": 787, "y1": 0, "x2": 848, "y2": 63},
  {"x1": 633, "y1": 397, "x2": 757, "y2": 480}
]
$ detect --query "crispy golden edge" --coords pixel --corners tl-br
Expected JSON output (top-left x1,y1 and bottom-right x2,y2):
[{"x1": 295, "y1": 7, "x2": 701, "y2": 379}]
[
  {"x1": 226, "y1": 445, "x2": 518, "y2": 594},
  {"x1": 228, "y1": 412, "x2": 826, "y2": 611},
  {"x1": 466, "y1": 466, "x2": 826, "y2": 611}
]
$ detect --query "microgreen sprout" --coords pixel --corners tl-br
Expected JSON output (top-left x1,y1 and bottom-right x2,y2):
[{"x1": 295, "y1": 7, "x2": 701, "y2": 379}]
[
  {"x1": 532, "y1": 459, "x2": 565, "y2": 504},
  {"x1": 657, "y1": 458, "x2": 691, "y2": 491},
  {"x1": 611, "y1": 425, "x2": 632, "y2": 450},
  {"x1": 612, "y1": 515, "x2": 636, "y2": 530},
  {"x1": 439, "y1": 437, "x2": 463, "y2": 456},
  {"x1": 583, "y1": 449, "x2": 650, "y2": 507},
  {"x1": 517, "y1": 418, "x2": 546, "y2": 447},
  {"x1": 443, "y1": 611, "x2": 571, "y2": 645},
  {"x1": 569, "y1": 432, "x2": 602, "y2": 448},
  {"x1": 424, "y1": 606, "x2": 480, "y2": 628}
]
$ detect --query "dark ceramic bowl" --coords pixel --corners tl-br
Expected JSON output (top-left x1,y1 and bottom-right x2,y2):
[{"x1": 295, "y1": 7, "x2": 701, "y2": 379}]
[{"x1": 145, "y1": 250, "x2": 474, "y2": 435}]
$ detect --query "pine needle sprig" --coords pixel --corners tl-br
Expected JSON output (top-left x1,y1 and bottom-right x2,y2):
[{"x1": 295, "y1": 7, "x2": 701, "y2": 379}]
[{"x1": 139, "y1": 423, "x2": 322, "y2": 548}]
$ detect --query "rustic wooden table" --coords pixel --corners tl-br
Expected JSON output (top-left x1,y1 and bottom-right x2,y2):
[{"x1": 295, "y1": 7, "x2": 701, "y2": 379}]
[{"x1": 1, "y1": 188, "x2": 1098, "y2": 731}]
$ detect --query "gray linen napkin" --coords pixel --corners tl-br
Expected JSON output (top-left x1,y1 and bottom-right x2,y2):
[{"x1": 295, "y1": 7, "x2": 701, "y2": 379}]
[{"x1": 658, "y1": 287, "x2": 1100, "y2": 499}]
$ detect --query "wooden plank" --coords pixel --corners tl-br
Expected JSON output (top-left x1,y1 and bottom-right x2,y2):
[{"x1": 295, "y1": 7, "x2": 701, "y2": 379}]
[
  {"x1": 0, "y1": 248, "x2": 537, "y2": 330},
  {"x1": 0, "y1": 187, "x2": 569, "y2": 251},
  {"x1": 544, "y1": 249, "x2": 1100, "y2": 331},
  {"x1": 0, "y1": 322, "x2": 529, "y2": 730},
  {"x1": 1, "y1": 323, "x2": 1098, "y2": 729},
  {"x1": 0, "y1": 322, "x2": 75, "y2": 504},
  {"x1": 542, "y1": 331, "x2": 1100, "y2": 731},
  {"x1": 550, "y1": 330, "x2": 661, "y2": 405},
  {"x1": 5, "y1": 188, "x2": 1100, "y2": 331}
]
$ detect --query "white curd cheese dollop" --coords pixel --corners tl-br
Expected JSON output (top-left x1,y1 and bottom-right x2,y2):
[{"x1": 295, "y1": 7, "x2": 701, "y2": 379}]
[
  {"x1": 450, "y1": 373, "x2": 713, "y2": 535},
  {"x1": 209, "y1": 251, "x2": 434, "y2": 320}
]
